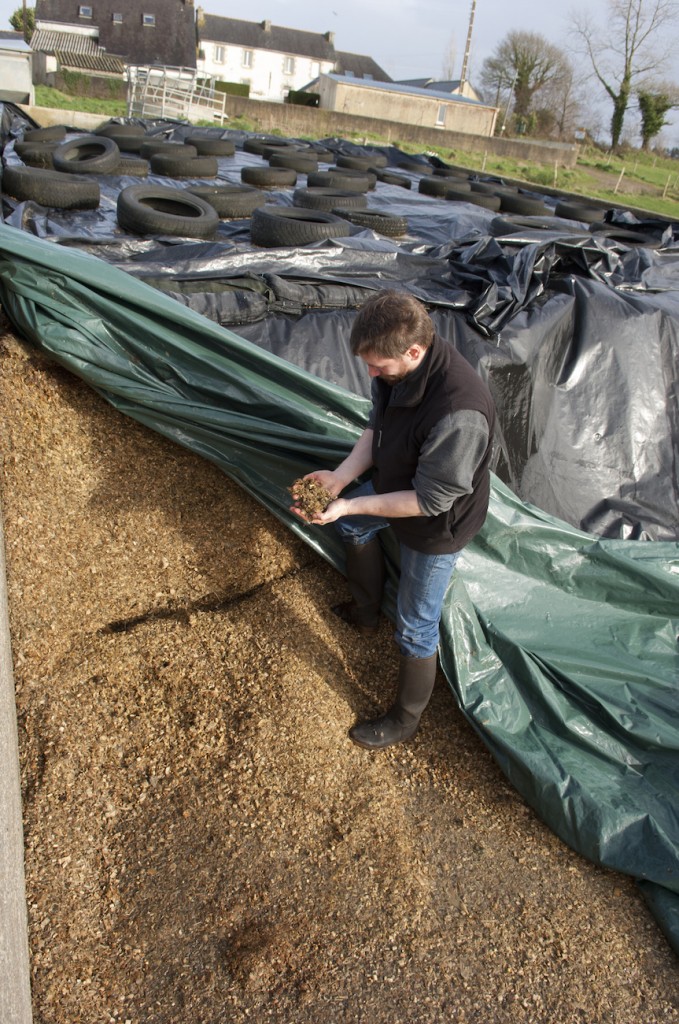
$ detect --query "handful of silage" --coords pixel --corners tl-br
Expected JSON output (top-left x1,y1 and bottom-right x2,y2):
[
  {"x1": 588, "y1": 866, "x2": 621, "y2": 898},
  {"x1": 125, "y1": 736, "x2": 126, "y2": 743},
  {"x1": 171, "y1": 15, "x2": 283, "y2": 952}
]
[{"x1": 290, "y1": 477, "x2": 334, "y2": 517}]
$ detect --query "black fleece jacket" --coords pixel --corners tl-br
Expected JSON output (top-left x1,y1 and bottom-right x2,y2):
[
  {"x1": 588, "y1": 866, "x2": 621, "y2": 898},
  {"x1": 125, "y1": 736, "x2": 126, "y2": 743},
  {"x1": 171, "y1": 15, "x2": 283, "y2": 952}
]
[{"x1": 370, "y1": 333, "x2": 496, "y2": 554}]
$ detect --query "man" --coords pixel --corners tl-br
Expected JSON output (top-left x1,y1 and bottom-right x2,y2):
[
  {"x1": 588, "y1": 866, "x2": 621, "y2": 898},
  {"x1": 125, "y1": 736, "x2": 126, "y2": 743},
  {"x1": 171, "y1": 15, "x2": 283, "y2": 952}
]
[{"x1": 293, "y1": 289, "x2": 496, "y2": 751}]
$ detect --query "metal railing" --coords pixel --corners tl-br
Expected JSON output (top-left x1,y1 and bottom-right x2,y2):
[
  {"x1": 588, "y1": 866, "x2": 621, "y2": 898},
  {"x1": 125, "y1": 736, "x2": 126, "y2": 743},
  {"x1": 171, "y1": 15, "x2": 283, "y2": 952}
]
[{"x1": 126, "y1": 65, "x2": 227, "y2": 124}]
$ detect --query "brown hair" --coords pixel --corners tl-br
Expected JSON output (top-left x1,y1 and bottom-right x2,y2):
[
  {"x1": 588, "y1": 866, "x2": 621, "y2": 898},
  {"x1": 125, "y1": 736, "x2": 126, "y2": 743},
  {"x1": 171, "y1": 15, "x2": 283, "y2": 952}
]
[{"x1": 350, "y1": 289, "x2": 435, "y2": 359}]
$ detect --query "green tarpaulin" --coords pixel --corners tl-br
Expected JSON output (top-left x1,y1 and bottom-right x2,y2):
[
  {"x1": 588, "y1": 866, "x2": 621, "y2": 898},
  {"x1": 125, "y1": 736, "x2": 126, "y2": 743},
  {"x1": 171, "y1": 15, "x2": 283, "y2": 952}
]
[{"x1": 0, "y1": 221, "x2": 678, "y2": 954}]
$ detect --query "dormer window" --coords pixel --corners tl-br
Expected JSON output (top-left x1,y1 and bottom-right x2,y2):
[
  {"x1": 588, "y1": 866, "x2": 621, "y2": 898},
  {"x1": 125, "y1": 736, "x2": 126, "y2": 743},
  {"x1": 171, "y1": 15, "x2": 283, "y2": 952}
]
[
  {"x1": 142, "y1": 13, "x2": 156, "y2": 27},
  {"x1": 78, "y1": 5, "x2": 92, "y2": 18}
]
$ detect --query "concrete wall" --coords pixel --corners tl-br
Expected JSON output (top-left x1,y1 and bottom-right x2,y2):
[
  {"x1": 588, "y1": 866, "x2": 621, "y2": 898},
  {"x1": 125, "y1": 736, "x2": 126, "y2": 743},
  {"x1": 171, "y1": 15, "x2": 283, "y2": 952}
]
[
  {"x1": 318, "y1": 76, "x2": 497, "y2": 137},
  {"x1": 50, "y1": 71, "x2": 127, "y2": 101},
  {"x1": 0, "y1": 49, "x2": 34, "y2": 105},
  {"x1": 17, "y1": 105, "x2": 104, "y2": 131},
  {"x1": 221, "y1": 94, "x2": 579, "y2": 168},
  {"x1": 18, "y1": 102, "x2": 581, "y2": 169}
]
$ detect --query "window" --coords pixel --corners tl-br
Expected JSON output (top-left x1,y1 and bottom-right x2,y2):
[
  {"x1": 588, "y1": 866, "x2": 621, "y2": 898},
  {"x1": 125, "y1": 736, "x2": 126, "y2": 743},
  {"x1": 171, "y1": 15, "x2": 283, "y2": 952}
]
[
  {"x1": 284, "y1": 56, "x2": 295, "y2": 75},
  {"x1": 78, "y1": 5, "x2": 92, "y2": 17},
  {"x1": 112, "y1": 12, "x2": 123, "y2": 23},
  {"x1": 310, "y1": 61, "x2": 319, "y2": 78},
  {"x1": 142, "y1": 13, "x2": 156, "y2": 27},
  {"x1": 214, "y1": 45, "x2": 225, "y2": 64},
  {"x1": 436, "y1": 104, "x2": 447, "y2": 126},
  {"x1": 242, "y1": 49, "x2": 252, "y2": 68}
]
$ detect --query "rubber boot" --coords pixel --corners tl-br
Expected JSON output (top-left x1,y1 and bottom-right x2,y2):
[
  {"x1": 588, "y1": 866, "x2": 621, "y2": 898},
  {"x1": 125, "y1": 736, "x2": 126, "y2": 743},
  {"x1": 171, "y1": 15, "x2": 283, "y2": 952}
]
[
  {"x1": 332, "y1": 538, "x2": 385, "y2": 636},
  {"x1": 349, "y1": 652, "x2": 438, "y2": 750}
]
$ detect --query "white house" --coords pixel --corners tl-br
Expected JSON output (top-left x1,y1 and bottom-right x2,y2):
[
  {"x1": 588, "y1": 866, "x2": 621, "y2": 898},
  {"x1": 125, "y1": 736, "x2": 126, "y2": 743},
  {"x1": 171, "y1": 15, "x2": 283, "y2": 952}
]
[{"x1": 196, "y1": 14, "x2": 338, "y2": 103}]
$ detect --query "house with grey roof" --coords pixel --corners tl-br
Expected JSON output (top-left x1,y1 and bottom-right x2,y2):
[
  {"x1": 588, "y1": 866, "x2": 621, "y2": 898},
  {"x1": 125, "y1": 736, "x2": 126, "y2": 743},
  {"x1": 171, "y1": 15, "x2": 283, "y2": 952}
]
[
  {"x1": 30, "y1": 26, "x2": 125, "y2": 79},
  {"x1": 195, "y1": 13, "x2": 337, "y2": 102},
  {"x1": 195, "y1": 13, "x2": 392, "y2": 103},
  {"x1": 314, "y1": 74, "x2": 497, "y2": 136},
  {"x1": 33, "y1": 0, "x2": 196, "y2": 70},
  {"x1": 334, "y1": 51, "x2": 392, "y2": 83},
  {"x1": 397, "y1": 77, "x2": 481, "y2": 103}
]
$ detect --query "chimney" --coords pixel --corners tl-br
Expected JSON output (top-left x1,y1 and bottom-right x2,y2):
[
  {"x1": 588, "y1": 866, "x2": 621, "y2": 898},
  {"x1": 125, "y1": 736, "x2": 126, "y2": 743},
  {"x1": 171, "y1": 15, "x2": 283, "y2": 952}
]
[
  {"x1": 324, "y1": 31, "x2": 335, "y2": 45},
  {"x1": 262, "y1": 19, "x2": 271, "y2": 31}
]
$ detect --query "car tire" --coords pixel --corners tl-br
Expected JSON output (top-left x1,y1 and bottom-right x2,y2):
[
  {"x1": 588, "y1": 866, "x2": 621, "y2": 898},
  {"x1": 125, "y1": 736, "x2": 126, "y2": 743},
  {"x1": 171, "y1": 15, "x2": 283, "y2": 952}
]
[
  {"x1": 332, "y1": 208, "x2": 408, "y2": 236},
  {"x1": 396, "y1": 159, "x2": 429, "y2": 173},
  {"x1": 3, "y1": 165, "x2": 100, "y2": 209},
  {"x1": 185, "y1": 184, "x2": 266, "y2": 217},
  {"x1": 52, "y1": 134, "x2": 121, "y2": 174},
  {"x1": 419, "y1": 175, "x2": 469, "y2": 196},
  {"x1": 116, "y1": 184, "x2": 220, "y2": 237},
  {"x1": 375, "y1": 170, "x2": 412, "y2": 189},
  {"x1": 107, "y1": 134, "x2": 145, "y2": 153},
  {"x1": 269, "y1": 151, "x2": 319, "y2": 173},
  {"x1": 555, "y1": 200, "x2": 606, "y2": 223},
  {"x1": 14, "y1": 142, "x2": 57, "y2": 168},
  {"x1": 446, "y1": 188, "x2": 501, "y2": 210},
  {"x1": 335, "y1": 154, "x2": 377, "y2": 171},
  {"x1": 117, "y1": 157, "x2": 150, "y2": 177},
  {"x1": 433, "y1": 168, "x2": 470, "y2": 180},
  {"x1": 307, "y1": 170, "x2": 371, "y2": 193},
  {"x1": 241, "y1": 166, "x2": 298, "y2": 187},
  {"x1": 293, "y1": 187, "x2": 368, "y2": 211},
  {"x1": 242, "y1": 136, "x2": 286, "y2": 156},
  {"x1": 499, "y1": 192, "x2": 550, "y2": 216},
  {"x1": 140, "y1": 140, "x2": 198, "y2": 160},
  {"x1": 96, "y1": 122, "x2": 145, "y2": 139},
  {"x1": 150, "y1": 153, "x2": 219, "y2": 178},
  {"x1": 250, "y1": 205, "x2": 353, "y2": 247},
  {"x1": 185, "y1": 137, "x2": 236, "y2": 157},
  {"x1": 23, "y1": 125, "x2": 67, "y2": 143}
]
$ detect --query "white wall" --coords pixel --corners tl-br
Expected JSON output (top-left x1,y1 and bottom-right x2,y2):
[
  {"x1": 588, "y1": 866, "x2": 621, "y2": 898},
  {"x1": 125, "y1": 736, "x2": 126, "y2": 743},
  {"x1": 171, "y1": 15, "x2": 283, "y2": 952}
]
[
  {"x1": 0, "y1": 50, "x2": 34, "y2": 104},
  {"x1": 198, "y1": 40, "x2": 334, "y2": 102},
  {"x1": 318, "y1": 77, "x2": 497, "y2": 137}
]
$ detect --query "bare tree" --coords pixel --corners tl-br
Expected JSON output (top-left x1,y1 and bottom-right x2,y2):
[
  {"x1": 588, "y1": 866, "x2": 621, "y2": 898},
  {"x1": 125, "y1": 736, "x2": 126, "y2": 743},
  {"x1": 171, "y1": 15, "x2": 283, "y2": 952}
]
[
  {"x1": 536, "y1": 64, "x2": 588, "y2": 139},
  {"x1": 440, "y1": 32, "x2": 457, "y2": 81},
  {"x1": 480, "y1": 31, "x2": 573, "y2": 135},
  {"x1": 571, "y1": 0, "x2": 679, "y2": 149}
]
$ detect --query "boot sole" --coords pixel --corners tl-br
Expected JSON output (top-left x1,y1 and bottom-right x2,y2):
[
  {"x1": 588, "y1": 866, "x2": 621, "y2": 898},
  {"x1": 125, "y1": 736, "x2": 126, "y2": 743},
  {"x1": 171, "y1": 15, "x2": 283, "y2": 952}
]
[{"x1": 348, "y1": 724, "x2": 419, "y2": 750}]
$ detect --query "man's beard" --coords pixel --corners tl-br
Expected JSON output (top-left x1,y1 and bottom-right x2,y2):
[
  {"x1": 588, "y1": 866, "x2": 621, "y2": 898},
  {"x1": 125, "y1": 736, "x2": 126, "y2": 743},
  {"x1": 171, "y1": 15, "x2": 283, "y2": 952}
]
[{"x1": 379, "y1": 369, "x2": 408, "y2": 385}]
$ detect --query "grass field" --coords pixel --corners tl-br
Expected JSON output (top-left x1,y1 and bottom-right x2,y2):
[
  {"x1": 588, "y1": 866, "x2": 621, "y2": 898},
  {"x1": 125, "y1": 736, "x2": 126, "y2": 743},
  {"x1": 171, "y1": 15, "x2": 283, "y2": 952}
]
[{"x1": 32, "y1": 85, "x2": 679, "y2": 219}]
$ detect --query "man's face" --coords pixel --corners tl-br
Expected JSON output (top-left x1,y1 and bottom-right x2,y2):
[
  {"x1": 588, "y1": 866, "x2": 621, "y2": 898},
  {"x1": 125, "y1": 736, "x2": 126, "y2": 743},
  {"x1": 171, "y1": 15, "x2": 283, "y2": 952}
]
[{"x1": 360, "y1": 346, "x2": 423, "y2": 385}]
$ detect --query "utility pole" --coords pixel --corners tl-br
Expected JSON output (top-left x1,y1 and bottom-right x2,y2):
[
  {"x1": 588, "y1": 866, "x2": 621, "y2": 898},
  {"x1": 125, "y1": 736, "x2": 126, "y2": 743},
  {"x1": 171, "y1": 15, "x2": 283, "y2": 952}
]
[{"x1": 459, "y1": 0, "x2": 476, "y2": 88}]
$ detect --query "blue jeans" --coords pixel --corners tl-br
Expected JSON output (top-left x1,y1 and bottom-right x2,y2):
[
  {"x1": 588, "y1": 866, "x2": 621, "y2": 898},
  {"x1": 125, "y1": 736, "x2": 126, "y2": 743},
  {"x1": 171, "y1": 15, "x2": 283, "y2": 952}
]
[{"x1": 335, "y1": 481, "x2": 460, "y2": 659}]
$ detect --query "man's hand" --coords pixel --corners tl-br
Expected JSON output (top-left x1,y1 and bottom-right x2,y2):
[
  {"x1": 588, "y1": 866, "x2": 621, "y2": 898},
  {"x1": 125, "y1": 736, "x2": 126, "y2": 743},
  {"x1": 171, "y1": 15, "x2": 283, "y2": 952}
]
[
  {"x1": 297, "y1": 497, "x2": 350, "y2": 526},
  {"x1": 290, "y1": 471, "x2": 345, "y2": 524}
]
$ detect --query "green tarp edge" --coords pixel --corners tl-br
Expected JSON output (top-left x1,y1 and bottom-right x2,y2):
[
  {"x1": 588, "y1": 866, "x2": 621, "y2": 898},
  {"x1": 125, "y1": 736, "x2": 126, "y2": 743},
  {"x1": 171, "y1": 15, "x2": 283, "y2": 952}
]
[{"x1": 0, "y1": 223, "x2": 678, "y2": 954}]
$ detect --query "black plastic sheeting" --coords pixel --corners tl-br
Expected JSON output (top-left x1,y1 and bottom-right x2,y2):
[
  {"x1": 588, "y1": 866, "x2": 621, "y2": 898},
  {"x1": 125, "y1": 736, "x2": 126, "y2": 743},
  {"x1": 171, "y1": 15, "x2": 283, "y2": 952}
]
[{"x1": 1, "y1": 105, "x2": 678, "y2": 954}]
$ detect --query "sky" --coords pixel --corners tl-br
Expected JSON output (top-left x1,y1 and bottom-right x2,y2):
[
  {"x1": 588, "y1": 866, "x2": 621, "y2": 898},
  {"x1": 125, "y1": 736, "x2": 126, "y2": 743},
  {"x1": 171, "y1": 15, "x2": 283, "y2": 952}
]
[{"x1": 1, "y1": 0, "x2": 677, "y2": 145}]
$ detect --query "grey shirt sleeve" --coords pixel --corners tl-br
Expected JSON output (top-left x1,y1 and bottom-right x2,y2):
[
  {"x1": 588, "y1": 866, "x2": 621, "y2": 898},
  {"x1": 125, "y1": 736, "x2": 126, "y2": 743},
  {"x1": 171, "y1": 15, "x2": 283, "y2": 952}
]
[{"x1": 413, "y1": 409, "x2": 490, "y2": 517}]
